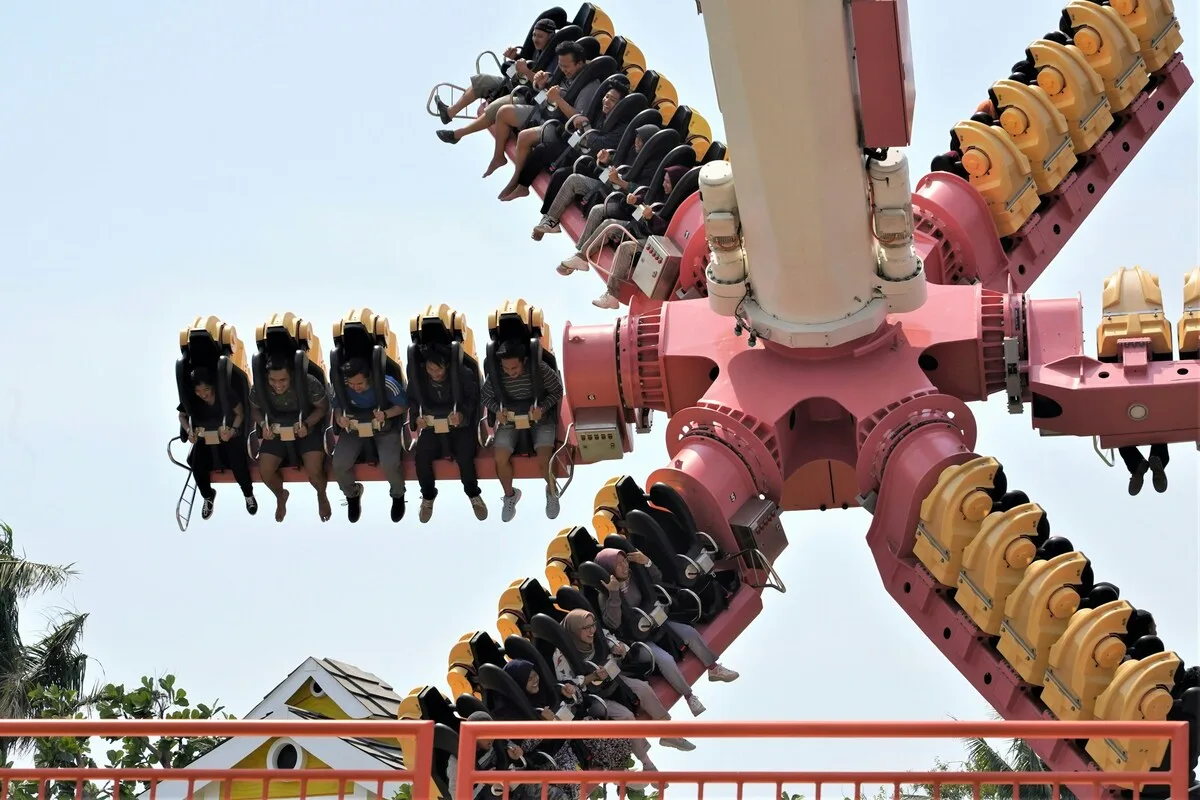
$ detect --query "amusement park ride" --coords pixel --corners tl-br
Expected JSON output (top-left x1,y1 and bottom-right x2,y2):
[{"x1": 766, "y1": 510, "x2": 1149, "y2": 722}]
[{"x1": 168, "y1": 0, "x2": 1198, "y2": 796}]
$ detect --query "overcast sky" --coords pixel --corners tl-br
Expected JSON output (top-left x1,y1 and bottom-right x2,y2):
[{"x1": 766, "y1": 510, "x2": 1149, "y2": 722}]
[{"x1": 1, "y1": 1, "x2": 1196, "y2": 796}]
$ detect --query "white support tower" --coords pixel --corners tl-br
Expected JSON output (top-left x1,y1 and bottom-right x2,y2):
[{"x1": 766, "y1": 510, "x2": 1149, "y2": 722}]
[{"x1": 698, "y1": 0, "x2": 925, "y2": 348}]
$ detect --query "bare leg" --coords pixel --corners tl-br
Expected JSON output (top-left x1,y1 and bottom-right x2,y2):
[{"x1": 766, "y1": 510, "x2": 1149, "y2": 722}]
[
  {"x1": 535, "y1": 445, "x2": 554, "y2": 492},
  {"x1": 449, "y1": 113, "x2": 495, "y2": 142},
  {"x1": 499, "y1": 127, "x2": 541, "y2": 198},
  {"x1": 258, "y1": 454, "x2": 290, "y2": 522},
  {"x1": 446, "y1": 86, "x2": 477, "y2": 117},
  {"x1": 302, "y1": 451, "x2": 331, "y2": 521},
  {"x1": 495, "y1": 448, "x2": 515, "y2": 496},
  {"x1": 483, "y1": 106, "x2": 523, "y2": 177}
]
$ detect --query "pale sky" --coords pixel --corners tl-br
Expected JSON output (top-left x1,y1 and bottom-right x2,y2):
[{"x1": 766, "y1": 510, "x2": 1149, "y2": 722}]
[{"x1": 1, "y1": 0, "x2": 1197, "y2": 796}]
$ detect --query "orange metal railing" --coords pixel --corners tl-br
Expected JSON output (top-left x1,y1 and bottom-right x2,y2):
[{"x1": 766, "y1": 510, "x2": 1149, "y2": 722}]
[{"x1": 0, "y1": 719, "x2": 1190, "y2": 800}]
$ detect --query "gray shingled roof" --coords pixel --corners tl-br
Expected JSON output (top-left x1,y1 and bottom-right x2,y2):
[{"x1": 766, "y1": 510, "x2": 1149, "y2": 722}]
[
  {"x1": 281, "y1": 707, "x2": 406, "y2": 770},
  {"x1": 315, "y1": 658, "x2": 404, "y2": 719}
]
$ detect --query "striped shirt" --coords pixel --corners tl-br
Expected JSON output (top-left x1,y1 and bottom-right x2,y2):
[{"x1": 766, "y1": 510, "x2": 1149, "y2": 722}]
[{"x1": 481, "y1": 361, "x2": 563, "y2": 414}]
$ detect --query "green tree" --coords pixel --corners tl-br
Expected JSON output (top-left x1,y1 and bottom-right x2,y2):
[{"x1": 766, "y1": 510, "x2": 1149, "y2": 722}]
[{"x1": 0, "y1": 521, "x2": 88, "y2": 766}]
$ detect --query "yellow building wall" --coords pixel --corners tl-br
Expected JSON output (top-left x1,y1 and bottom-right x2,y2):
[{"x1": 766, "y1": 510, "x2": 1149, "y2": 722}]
[{"x1": 226, "y1": 739, "x2": 351, "y2": 800}]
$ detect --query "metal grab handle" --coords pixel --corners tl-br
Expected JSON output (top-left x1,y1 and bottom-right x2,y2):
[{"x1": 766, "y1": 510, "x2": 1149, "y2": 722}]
[
  {"x1": 1093, "y1": 435, "x2": 1115, "y2": 467},
  {"x1": 475, "y1": 49, "x2": 503, "y2": 75},
  {"x1": 583, "y1": 220, "x2": 643, "y2": 272}
]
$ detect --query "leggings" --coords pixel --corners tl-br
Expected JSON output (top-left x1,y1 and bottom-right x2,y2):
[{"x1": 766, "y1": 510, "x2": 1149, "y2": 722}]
[
  {"x1": 643, "y1": 621, "x2": 717, "y2": 697},
  {"x1": 601, "y1": 674, "x2": 672, "y2": 766},
  {"x1": 188, "y1": 438, "x2": 253, "y2": 499}
]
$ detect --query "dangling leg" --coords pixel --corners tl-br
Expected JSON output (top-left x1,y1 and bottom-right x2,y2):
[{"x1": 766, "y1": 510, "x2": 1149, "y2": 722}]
[
  {"x1": 331, "y1": 433, "x2": 365, "y2": 523},
  {"x1": 492, "y1": 426, "x2": 521, "y2": 522},
  {"x1": 451, "y1": 426, "x2": 487, "y2": 520},
  {"x1": 376, "y1": 431, "x2": 407, "y2": 522},
  {"x1": 299, "y1": 433, "x2": 331, "y2": 521},
  {"x1": 187, "y1": 443, "x2": 217, "y2": 520},
  {"x1": 1148, "y1": 442, "x2": 1170, "y2": 493},
  {"x1": 533, "y1": 422, "x2": 558, "y2": 520},
  {"x1": 1119, "y1": 446, "x2": 1148, "y2": 496},
  {"x1": 256, "y1": 448, "x2": 290, "y2": 522},
  {"x1": 414, "y1": 429, "x2": 441, "y2": 523},
  {"x1": 665, "y1": 619, "x2": 739, "y2": 683},
  {"x1": 220, "y1": 436, "x2": 258, "y2": 515}
]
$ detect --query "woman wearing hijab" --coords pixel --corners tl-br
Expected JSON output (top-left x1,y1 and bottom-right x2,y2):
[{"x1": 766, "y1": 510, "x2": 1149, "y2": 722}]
[
  {"x1": 551, "y1": 608, "x2": 696, "y2": 773},
  {"x1": 501, "y1": 659, "x2": 633, "y2": 775},
  {"x1": 486, "y1": 660, "x2": 580, "y2": 800},
  {"x1": 594, "y1": 547, "x2": 740, "y2": 718},
  {"x1": 446, "y1": 710, "x2": 529, "y2": 799}
]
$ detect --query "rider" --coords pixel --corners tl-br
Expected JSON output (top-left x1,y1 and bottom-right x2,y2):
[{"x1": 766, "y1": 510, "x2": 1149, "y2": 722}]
[
  {"x1": 413, "y1": 344, "x2": 489, "y2": 523},
  {"x1": 330, "y1": 357, "x2": 408, "y2": 523},
  {"x1": 433, "y1": 18, "x2": 559, "y2": 125},
  {"x1": 249, "y1": 356, "x2": 331, "y2": 522},
  {"x1": 176, "y1": 366, "x2": 257, "y2": 519},
  {"x1": 1119, "y1": 443, "x2": 1170, "y2": 496},
  {"x1": 480, "y1": 338, "x2": 563, "y2": 523}
]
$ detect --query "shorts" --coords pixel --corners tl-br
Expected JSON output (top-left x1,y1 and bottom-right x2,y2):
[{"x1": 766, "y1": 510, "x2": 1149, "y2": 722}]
[
  {"x1": 470, "y1": 73, "x2": 507, "y2": 98},
  {"x1": 492, "y1": 421, "x2": 556, "y2": 453},
  {"x1": 258, "y1": 427, "x2": 325, "y2": 460}
]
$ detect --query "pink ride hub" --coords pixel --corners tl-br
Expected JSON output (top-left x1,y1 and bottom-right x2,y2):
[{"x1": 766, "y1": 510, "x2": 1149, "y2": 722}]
[{"x1": 157, "y1": 0, "x2": 1200, "y2": 797}]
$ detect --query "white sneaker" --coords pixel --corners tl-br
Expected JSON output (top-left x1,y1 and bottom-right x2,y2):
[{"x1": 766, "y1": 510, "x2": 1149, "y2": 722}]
[
  {"x1": 659, "y1": 737, "x2": 695, "y2": 751},
  {"x1": 686, "y1": 694, "x2": 706, "y2": 716},
  {"x1": 534, "y1": 217, "x2": 561, "y2": 235},
  {"x1": 501, "y1": 488, "x2": 522, "y2": 523},
  {"x1": 592, "y1": 294, "x2": 619, "y2": 309},
  {"x1": 545, "y1": 487, "x2": 560, "y2": 520},
  {"x1": 707, "y1": 664, "x2": 740, "y2": 682},
  {"x1": 558, "y1": 254, "x2": 589, "y2": 274}
]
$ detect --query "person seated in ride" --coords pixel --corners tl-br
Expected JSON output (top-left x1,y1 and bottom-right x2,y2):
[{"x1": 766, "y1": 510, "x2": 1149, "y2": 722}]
[
  {"x1": 249, "y1": 356, "x2": 332, "y2": 522},
  {"x1": 446, "y1": 710, "x2": 549, "y2": 800},
  {"x1": 522, "y1": 82, "x2": 632, "y2": 234},
  {"x1": 1119, "y1": 442, "x2": 1170, "y2": 496},
  {"x1": 480, "y1": 338, "x2": 564, "y2": 523},
  {"x1": 551, "y1": 608, "x2": 696, "y2": 770},
  {"x1": 177, "y1": 366, "x2": 258, "y2": 520},
  {"x1": 589, "y1": 165, "x2": 688, "y2": 309},
  {"x1": 437, "y1": 41, "x2": 588, "y2": 181},
  {"x1": 595, "y1": 547, "x2": 739, "y2": 717},
  {"x1": 548, "y1": 124, "x2": 663, "y2": 275},
  {"x1": 484, "y1": 661, "x2": 579, "y2": 800},
  {"x1": 433, "y1": 18, "x2": 559, "y2": 125},
  {"x1": 495, "y1": 66, "x2": 612, "y2": 203},
  {"x1": 413, "y1": 344, "x2": 488, "y2": 523},
  {"x1": 330, "y1": 357, "x2": 408, "y2": 524},
  {"x1": 498, "y1": 658, "x2": 635, "y2": 786}
]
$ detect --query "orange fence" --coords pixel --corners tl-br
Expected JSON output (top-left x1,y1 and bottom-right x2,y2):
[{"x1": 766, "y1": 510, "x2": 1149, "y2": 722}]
[{"x1": 0, "y1": 719, "x2": 1190, "y2": 800}]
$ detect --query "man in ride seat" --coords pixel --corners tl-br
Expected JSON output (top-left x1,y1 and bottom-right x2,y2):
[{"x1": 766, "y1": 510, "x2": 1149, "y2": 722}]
[
  {"x1": 250, "y1": 356, "x2": 331, "y2": 523},
  {"x1": 481, "y1": 338, "x2": 564, "y2": 523},
  {"x1": 437, "y1": 40, "x2": 588, "y2": 181},
  {"x1": 433, "y1": 18, "x2": 558, "y2": 126},
  {"x1": 413, "y1": 345, "x2": 488, "y2": 523},
  {"x1": 330, "y1": 357, "x2": 408, "y2": 524},
  {"x1": 177, "y1": 366, "x2": 258, "y2": 520}
]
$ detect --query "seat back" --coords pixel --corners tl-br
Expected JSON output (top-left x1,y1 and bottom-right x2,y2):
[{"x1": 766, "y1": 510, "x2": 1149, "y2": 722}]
[
  {"x1": 576, "y1": 35, "x2": 602, "y2": 61},
  {"x1": 534, "y1": 25, "x2": 583, "y2": 73},
  {"x1": 603, "y1": 92, "x2": 648, "y2": 133},
  {"x1": 431, "y1": 723, "x2": 458, "y2": 800},
  {"x1": 573, "y1": 2, "x2": 597, "y2": 32},
  {"x1": 635, "y1": 69, "x2": 660, "y2": 101},
  {"x1": 668, "y1": 104, "x2": 694, "y2": 138},
  {"x1": 604, "y1": 35, "x2": 627, "y2": 68},
  {"x1": 521, "y1": 8, "x2": 571, "y2": 60},
  {"x1": 623, "y1": 127, "x2": 682, "y2": 185},
  {"x1": 583, "y1": 73, "x2": 633, "y2": 122},
  {"x1": 611, "y1": 109, "x2": 661, "y2": 165},
  {"x1": 502, "y1": 635, "x2": 564, "y2": 713},
  {"x1": 702, "y1": 140, "x2": 728, "y2": 164},
  {"x1": 657, "y1": 165, "x2": 701, "y2": 223},
  {"x1": 477, "y1": 664, "x2": 537, "y2": 720},
  {"x1": 644, "y1": 144, "x2": 698, "y2": 204},
  {"x1": 562, "y1": 54, "x2": 618, "y2": 107}
]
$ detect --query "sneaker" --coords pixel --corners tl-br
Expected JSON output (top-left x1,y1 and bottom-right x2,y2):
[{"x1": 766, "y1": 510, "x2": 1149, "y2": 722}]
[
  {"x1": 659, "y1": 737, "x2": 696, "y2": 752},
  {"x1": 557, "y1": 254, "x2": 589, "y2": 275},
  {"x1": 470, "y1": 495, "x2": 488, "y2": 521},
  {"x1": 501, "y1": 488, "x2": 523, "y2": 523},
  {"x1": 1148, "y1": 456, "x2": 1168, "y2": 493},
  {"x1": 592, "y1": 293, "x2": 619, "y2": 309},
  {"x1": 201, "y1": 495, "x2": 215, "y2": 520},
  {"x1": 245, "y1": 495, "x2": 258, "y2": 516},
  {"x1": 707, "y1": 664, "x2": 739, "y2": 682},
  {"x1": 347, "y1": 483, "x2": 364, "y2": 523},
  {"x1": 390, "y1": 496, "x2": 406, "y2": 523},
  {"x1": 434, "y1": 97, "x2": 452, "y2": 125},
  {"x1": 686, "y1": 694, "x2": 706, "y2": 716},
  {"x1": 545, "y1": 487, "x2": 560, "y2": 520},
  {"x1": 436, "y1": 129, "x2": 457, "y2": 144},
  {"x1": 419, "y1": 498, "x2": 435, "y2": 523},
  {"x1": 1128, "y1": 460, "x2": 1149, "y2": 496},
  {"x1": 534, "y1": 217, "x2": 561, "y2": 236}
]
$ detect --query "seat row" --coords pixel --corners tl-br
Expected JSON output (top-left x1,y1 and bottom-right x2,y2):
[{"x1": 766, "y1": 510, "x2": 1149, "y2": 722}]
[
  {"x1": 397, "y1": 478, "x2": 754, "y2": 796},
  {"x1": 1097, "y1": 266, "x2": 1200, "y2": 362},
  {"x1": 913, "y1": 455, "x2": 1197, "y2": 784},
  {"x1": 929, "y1": 0, "x2": 1184, "y2": 238}
]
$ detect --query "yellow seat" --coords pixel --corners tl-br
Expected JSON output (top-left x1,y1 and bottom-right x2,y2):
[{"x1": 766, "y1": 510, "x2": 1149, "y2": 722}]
[
  {"x1": 1096, "y1": 267, "x2": 1175, "y2": 360},
  {"x1": 589, "y1": 6, "x2": 615, "y2": 38},
  {"x1": 545, "y1": 531, "x2": 575, "y2": 593},
  {"x1": 952, "y1": 119, "x2": 1040, "y2": 237},
  {"x1": 447, "y1": 633, "x2": 480, "y2": 699},
  {"x1": 687, "y1": 112, "x2": 713, "y2": 161},
  {"x1": 622, "y1": 39, "x2": 647, "y2": 71},
  {"x1": 1085, "y1": 650, "x2": 1181, "y2": 773},
  {"x1": 395, "y1": 686, "x2": 427, "y2": 785},
  {"x1": 625, "y1": 64, "x2": 645, "y2": 88},
  {"x1": 593, "y1": 508, "x2": 620, "y2": 538},
  {"x1": 914, "y1": 456, "x2": 1000, "y2": 587},
  {"x1": 179, "y1": 316, "x2": 251, "y2": 375},
  {"x1": 593, "y1": 31, "x2": 613, "y2": 52},
  {"x1": 990, "y1": 79, "x2": 1077, "y2": 195},
  {"x1": 1110, "y1": 0, "x2": 1184, "y2": 73},
  {"x1": 1064, "y1": 1, "x2": 1151, "y2": 113},
  {"x1": 488, "y1": 299, "x2": 554, "y2": 355},
  {"x1": 410, "y1": 303, "x2": 479, "y2": 363},
  {"x1": 256, "y1": 312, "x2": 327, "y2": 374},
  {"x1": 653, "y1": 74, "x2": 679, "y2": 124},
  {"x1": 1177, "y1": 267, "x2": 1200, "y2": 357},
  {"x1": 497, "y1": 579, "x2": 527, "y2": 641},
  {"x1": 998, "y1": 551, "x2": 1088, "y2": 684},
  {"x1": 1042, "y1": 600, "x2": 1133, "y2": 720},
  {"x1": 955, "y1": 502, "x2": 1042, "y2": 635},
  {"x1": 1028, "y1": 38, "x2": 1115, "y2": 153}
]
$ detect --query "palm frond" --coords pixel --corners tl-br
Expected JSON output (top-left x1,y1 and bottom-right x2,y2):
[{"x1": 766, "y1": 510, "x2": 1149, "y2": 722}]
[
  {"x1": 0, "y1": 559, "x2": 77, "y2": 600},
  {"x1": 963, "y1": 736, "x2": 1016, "y2": 773}
]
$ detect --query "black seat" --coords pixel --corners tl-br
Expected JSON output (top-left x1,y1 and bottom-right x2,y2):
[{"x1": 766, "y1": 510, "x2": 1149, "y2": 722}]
[
  {"x1": 418, "y1": 685, "x2": 460, "y2": 730},
  {"x1": 642, "y1": 144, "x2": 698, "y2": 204},
  {"x1": 605, "y1": 35, "x2": 627, "y2": 67},
  {"x1": 483, "y1": 304, "x2": 561, "y2": 456},
  {"x1": 635, "y1": 69, "x2": 660, "y2": 101},
  {"x1": 521, "y1": 8, "x2": 570, "y2": 60},
  {"x1": 531, "y1": 24, "x2": 583, "y2": 75},
  {"x1": 329, "y1": 313, "x2": 406, "y2": 466},
  {"x1": 702, "y1": 140, "x2": 728, "y2": 164},
  {"x1": 572, "y1": 106, "x2": 660, "y2": 178},
  {"x1": 656, "y1": 165, "x2": 701, "y2": 224},
  {"x1": 572, "y1": 2, "x2": 597, "y2": 33},
  {"x1": 667, "y1": 105, "x2": 694, "y2": 138},
  {"x1": 542, "y1": 72, "x2": 633, "y2": 152},
  {"x1": 176, "y1": 322, "x2": 251, "y2": 473},
  {"x1": 576, "y1": 35, "x2": 602, "y2": 61},
  {"x1": 449, "y1": 631, "x2": 507, "y2": 700},
  {"x1": 251, "y1": 317, "x2": 329, "y2": 468},
  {"x1": 407, "y1": 307, "x2": 483, "y2": 461},
  {"x1": 526, "y1": 54, "x2": 620, "y2": 130},
  {"x1": 577, "y1": 540, "x2": 684, "y2": 655}
]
